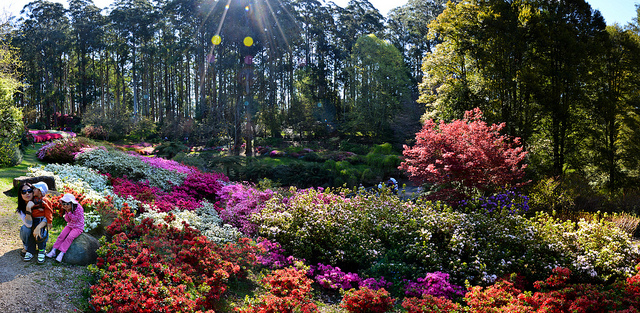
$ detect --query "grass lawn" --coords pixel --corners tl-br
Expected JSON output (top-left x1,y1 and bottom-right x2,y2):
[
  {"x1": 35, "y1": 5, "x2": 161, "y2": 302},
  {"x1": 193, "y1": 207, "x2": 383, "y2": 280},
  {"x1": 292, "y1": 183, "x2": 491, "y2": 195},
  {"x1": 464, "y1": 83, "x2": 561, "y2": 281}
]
[{"x1": 0, "y1": 144, "x2": 44, "y2": 212}]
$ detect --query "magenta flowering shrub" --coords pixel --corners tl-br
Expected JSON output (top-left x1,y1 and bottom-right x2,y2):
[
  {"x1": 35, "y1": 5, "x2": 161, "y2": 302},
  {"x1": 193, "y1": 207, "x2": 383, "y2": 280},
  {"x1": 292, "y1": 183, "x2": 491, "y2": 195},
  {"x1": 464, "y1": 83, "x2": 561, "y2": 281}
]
[
  {"x1": 309, "y1": 263, "x2": 392, "y2": 291},
  {"x1": 36, "y1": 137, "x2": 91, "y2": 163},
  {"x1": 217, "y1": 184, "x2": 274, "y2": 235},
  {"x1": 134, "y1": 153, "x2": 198, "y2": 174},
  {"x1": 256, "y1": 238, "x2": 299, "y2": 269},
  {"x1": 404, "y1": 272, "x2": 466, "y2": 299},
  {"x1": 155, "y1": 190, "x2": 202, "y2": 212},
  {"x1": 173, "y1": 171, "x2": 228, "y2": 202}
]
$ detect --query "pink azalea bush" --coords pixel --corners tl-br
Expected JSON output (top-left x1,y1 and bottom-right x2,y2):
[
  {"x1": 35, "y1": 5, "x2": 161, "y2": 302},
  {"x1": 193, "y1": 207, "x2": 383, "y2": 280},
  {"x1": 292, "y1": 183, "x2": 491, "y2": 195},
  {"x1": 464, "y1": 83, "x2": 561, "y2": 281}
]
[
  {"x1": 132, "y1": 153, "x2": 198, "y2": 173},
  {"x1": 217, "y1": 183, "x2": 274, "y2": 235}
]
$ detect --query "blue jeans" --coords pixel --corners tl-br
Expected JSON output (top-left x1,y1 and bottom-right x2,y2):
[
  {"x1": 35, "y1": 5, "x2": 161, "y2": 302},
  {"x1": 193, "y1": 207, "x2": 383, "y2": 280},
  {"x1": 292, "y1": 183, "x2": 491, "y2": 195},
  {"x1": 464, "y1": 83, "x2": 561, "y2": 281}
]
[{"x1": 22, "y1": 216, "x2": 48, "y2": 254}]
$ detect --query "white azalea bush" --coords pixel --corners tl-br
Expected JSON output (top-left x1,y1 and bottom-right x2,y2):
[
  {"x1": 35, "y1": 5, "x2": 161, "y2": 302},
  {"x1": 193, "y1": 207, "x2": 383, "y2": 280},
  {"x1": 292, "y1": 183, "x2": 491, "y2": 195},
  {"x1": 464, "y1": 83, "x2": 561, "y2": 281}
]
[
  {"x1": 136, "y1": 201, "x2": 242, "y2": 244},
  {"x1": 532, "y1": 212, "x2": 640, "y2": 282},
  {"x1": 75, "y1": 148, "x2": 186, "y2": 191}
]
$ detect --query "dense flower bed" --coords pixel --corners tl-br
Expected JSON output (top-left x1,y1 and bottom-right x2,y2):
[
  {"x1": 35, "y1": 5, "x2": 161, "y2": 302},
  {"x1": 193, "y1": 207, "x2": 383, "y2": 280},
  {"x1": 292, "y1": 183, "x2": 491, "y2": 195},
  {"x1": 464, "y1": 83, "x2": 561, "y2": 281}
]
[
  {"x1": 29, "y1": 129, "x2": 76, "y2": 143},
  {"x1": 90, "y1": 208, "x2": 260, "y2": 312},
  {"x1": 31, "y1": 147, "x2": 640, "y2": 312}
]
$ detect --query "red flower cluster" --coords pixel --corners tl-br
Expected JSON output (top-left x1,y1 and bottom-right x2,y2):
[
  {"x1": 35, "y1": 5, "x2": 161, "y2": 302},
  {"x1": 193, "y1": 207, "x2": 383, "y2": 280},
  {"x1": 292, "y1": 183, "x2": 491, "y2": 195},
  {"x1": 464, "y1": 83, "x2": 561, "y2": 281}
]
[
  {"x1": 49, "y1": 186, "x2": 93, "y2": 218},
  {"x1": 401, "y1": 295, "x2": 460, "y2": 313},
  {"x1": 340, "y1": 287, "x2": 395, "y2": 313},
  {"x1": 235, "y1": 267, "x2": 317, "y2": 313},
  {"x1": 464, "y1": 267, "x2": 640, "y2": 312},
  {"x1": 91, "y1": 208, "x2": 260, "y2": 312}
]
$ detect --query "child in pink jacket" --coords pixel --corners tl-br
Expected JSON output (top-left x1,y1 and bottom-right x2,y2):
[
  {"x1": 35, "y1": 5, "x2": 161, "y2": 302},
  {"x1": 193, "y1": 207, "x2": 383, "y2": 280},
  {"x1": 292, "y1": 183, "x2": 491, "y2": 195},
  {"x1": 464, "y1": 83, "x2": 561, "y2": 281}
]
[{"x1": 46, "y1": 193, "x2": 84, "y2": 263}]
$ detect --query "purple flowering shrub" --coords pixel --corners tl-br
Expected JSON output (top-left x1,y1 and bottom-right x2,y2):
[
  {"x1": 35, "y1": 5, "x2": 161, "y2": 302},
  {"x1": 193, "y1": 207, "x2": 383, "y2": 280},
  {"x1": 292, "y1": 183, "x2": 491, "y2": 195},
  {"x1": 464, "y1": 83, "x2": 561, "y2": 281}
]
[
  {"x1": 404, "y1": 272, "x2": 465, "y2": 299},
  {"x1": 217, "y1": 183, "x2": 274, "y2": 235},
  {"x1": 459, "y1": 190, "x2": 530, "y2": 215},
  {"x1": 309, "y1": 263, "x2": 392, "y2": 291}
]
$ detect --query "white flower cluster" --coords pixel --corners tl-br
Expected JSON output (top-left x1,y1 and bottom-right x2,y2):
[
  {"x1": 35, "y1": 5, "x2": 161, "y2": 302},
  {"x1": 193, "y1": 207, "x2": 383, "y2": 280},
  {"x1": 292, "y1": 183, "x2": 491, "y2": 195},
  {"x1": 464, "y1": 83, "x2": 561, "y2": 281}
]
[
  {"x1": 137, "y1": 209, "x2": 201, "y2": 230},
  {"x1": 195, "y1": 201, "x2": 242, "y2": 244},
  {"x1": 84, "y1": 211, "x2": 101, "y2": 232}
]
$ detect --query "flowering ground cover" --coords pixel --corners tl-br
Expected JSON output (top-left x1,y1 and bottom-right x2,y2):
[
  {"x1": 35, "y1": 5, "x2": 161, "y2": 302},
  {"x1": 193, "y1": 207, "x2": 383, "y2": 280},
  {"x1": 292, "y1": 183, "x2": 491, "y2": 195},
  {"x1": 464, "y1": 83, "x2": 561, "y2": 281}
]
[{"x1": 27, "y1": 146, "x2": 640, "y2": 312}]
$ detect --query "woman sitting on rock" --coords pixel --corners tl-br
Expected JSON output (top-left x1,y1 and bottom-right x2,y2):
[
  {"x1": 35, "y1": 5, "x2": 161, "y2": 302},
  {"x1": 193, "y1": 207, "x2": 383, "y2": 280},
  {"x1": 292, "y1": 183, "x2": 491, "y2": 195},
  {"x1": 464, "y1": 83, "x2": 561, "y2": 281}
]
[{"x1": 47, "y1": 193, "x2": 84, "y2": 263}]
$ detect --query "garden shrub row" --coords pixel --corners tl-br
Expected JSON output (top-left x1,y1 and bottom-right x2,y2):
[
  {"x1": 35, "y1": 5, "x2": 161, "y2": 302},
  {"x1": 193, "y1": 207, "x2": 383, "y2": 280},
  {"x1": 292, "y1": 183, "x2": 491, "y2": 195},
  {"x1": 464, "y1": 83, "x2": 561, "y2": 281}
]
[{"x1": 28, "y1": 145, "x2": 640, "y2": 312}]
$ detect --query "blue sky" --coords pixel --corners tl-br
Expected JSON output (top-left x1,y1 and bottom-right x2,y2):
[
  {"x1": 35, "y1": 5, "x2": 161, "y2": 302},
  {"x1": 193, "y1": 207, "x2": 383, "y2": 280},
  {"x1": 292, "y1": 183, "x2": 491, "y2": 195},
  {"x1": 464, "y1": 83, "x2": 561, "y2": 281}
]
[{"x1": 2, "y1": 0, "x2": 639, "y2": 27}]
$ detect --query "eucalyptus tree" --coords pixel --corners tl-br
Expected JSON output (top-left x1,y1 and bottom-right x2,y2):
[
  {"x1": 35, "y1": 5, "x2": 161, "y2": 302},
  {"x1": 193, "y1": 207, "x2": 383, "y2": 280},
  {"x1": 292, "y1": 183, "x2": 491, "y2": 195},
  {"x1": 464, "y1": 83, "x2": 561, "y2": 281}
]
[
  {"x1": 15, "y1": 0, "x2": 70, "y2": 128},
  {"x1": 345, "y1": 34, "x2": 411, "y2": 139},
  {"x1": 533, "y1": 0, "x2": 606, "y2": 175},
  {"x1": 69, "y1": 0, "x2": 105, "y2": 116},
  {"x1": 386, "y1": 0, "x2": 449, "y2": 88},
  {"x1": 586, "y1": 26, "x2": 640, "y2": 189},
  {"x1": 109, "y1": 0, "x2": 158, "y2": 119}
]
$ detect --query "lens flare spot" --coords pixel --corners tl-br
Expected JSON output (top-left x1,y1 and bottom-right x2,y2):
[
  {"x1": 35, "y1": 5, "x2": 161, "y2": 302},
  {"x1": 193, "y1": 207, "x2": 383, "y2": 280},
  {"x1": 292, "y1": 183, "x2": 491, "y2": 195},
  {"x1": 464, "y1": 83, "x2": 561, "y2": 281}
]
[
  {"x1": 243, "y1": 37, "x2": 253, "y2": 47},
  {"x1": 225, "y1": 4, "x2": 229, "y2": 10},
  {"x1": 211, "y1": 35, "x2": 221, "y2": 45},
  {"x1": 245, "y1": 5, "x2": 250, "y2": 11}
]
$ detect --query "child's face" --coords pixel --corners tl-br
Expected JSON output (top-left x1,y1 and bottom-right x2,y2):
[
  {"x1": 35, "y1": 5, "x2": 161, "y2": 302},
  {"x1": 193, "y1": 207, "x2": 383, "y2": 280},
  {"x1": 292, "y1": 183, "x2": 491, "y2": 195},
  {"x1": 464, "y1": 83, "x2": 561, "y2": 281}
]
[
  {"x1": 33, "y1": 188, "x2": 43, "y2": 198},
  {"x1": 61, "y1": 201, "x2": 73, "y2": 212}
]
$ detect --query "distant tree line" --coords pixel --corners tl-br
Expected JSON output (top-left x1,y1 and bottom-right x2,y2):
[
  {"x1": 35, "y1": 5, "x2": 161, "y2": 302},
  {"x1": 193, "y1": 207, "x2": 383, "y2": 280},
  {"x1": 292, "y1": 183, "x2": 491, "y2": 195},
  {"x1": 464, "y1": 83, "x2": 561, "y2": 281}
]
[{"x1": 5, "y1": 0, "x2": 640, "y2": 189}]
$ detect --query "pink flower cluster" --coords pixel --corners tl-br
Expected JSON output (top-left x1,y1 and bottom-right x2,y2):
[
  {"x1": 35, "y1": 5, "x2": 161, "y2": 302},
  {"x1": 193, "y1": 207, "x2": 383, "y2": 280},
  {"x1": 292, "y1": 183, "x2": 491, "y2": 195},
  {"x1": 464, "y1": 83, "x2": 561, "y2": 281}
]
[
  {"x1": 256, "y1": 238, "x2": 300, "y2": 269},
  {"x1": 133, "y1": 154, "x2": 198, "y2": 174},
  {"x1": 217, "y1": 184, "x2": 274, "y2": 235},
  {"x1": 29, "y1": 129, "x2": 76, "y2": 143},
  {"x1": 110, "y1": 170, "x2": 228, "y2": 213}
]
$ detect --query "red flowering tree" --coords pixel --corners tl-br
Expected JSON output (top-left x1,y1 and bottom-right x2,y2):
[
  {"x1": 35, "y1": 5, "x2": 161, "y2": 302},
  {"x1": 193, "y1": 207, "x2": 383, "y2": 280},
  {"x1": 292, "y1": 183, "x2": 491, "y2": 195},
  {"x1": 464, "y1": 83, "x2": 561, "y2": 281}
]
[{"x1": 399, "y1": 108, "x2": 527, "y2": 201}]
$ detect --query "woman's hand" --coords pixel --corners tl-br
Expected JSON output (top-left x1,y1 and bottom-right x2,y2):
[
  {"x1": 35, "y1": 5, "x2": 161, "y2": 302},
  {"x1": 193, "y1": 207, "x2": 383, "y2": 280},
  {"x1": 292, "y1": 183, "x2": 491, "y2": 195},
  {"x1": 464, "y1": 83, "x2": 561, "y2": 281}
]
[
  {"x1": 26, "y1": 201, "x2": 34, "y2": 211},
  {"x1": 33, "y1": 222, "x2": 45, "y2": 240}
]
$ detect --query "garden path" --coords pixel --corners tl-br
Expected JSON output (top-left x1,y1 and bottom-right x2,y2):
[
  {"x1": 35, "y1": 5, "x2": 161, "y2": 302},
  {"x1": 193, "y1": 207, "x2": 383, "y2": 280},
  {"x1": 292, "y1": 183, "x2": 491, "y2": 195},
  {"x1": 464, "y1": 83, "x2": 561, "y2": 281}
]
[{"x1": 0, "y1": 186, "x2": 90, "y2": 312}]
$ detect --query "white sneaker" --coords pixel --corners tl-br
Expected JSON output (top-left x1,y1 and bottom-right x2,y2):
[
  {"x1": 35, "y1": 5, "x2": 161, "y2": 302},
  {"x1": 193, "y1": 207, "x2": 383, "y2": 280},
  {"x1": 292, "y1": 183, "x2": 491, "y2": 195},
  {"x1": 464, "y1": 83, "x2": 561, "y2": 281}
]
[
  {"x1": 56, "y1": 252, "x2": 64, "y2": 263},
  {"x1": 46, "y1": 250, "x2": 56, "y2": 258},
  {"x1": 23, "y1": 252, "x2": 33, "y2": 262}
]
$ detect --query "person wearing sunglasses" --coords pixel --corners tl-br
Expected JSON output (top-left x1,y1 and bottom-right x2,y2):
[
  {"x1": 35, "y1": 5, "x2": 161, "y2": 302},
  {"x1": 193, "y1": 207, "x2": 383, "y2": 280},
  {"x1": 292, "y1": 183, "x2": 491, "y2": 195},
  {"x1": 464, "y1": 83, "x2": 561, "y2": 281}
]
[
  {"x1": 16, "y1": 181, "x2": 53, "y2": 263},
  {"x1": 46, "y1": 193, "x2": 84, "y2": 263}
]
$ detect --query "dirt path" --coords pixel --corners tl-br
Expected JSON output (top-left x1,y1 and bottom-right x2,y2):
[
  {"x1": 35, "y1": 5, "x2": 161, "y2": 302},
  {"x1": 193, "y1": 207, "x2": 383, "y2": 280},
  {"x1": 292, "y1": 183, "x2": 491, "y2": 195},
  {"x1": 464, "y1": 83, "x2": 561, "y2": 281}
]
[{"x1": 0, "y1": 169, "x2": 91, "y2": 312}]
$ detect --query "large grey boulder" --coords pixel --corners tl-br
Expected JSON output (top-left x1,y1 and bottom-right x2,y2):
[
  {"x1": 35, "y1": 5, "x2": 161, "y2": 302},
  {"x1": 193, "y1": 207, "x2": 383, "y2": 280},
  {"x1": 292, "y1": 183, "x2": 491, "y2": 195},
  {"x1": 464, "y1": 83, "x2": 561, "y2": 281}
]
[
  {"x1": 63, "y1": 233, "x2": 100, "y2": 265},
  {"x1": 13, "y1": 176, "x2": 57, "y2": 193}
]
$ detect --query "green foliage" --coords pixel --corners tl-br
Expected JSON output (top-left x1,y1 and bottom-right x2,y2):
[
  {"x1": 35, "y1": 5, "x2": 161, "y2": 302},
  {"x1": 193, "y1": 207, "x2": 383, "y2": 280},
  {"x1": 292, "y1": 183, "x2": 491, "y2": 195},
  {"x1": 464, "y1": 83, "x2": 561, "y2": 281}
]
[
  {"x1": 153, "y1": 141, "x2": 189, "y2": 159},
  {"x1": 339, "y1": 140, "x2": 370, "y2": 155},
  {"x1": 0, "y1": 138, "x2": 22, "y2": 167},
  {"x1": 127, "y1": 117, "x2": 158, "y2": 142}
]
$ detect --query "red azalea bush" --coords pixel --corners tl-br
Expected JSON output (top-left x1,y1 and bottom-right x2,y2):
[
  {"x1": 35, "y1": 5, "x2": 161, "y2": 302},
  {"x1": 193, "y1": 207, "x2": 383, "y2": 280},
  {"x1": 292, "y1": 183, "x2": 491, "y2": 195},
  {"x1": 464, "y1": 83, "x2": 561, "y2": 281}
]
[
  {"x1": 340, "y1": 287, "x2": 395, "y2": 313},
  {"x1": 91, "y1": 208, "x2": 260, "y2": 312},
  {"x1": 399, "y1": 108, "x2": 527, "y2": 202},
  {"x1": 516, "y1": 267, "x2": 621, "y2": 312},
  {"x1": 110, "y1": 176, "x2": 161, "y2": 204},
  {"x1": 49, "y1": 186, "x2": 93, "y2": 218},
  {"x1": 235, "y1": 267, "x2": 317, "y2": 313},
  {"x1": 401, "y1": 295, "x2": 460, "y2": 313}
]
